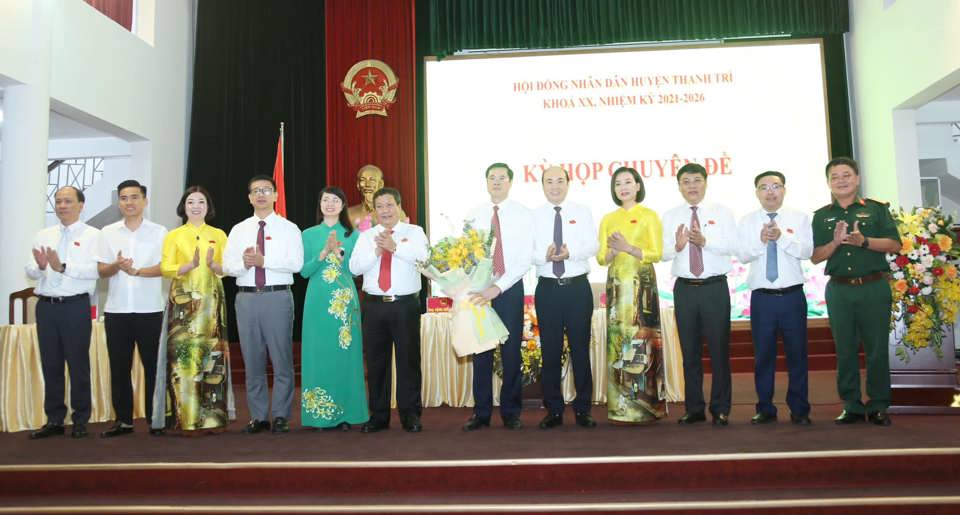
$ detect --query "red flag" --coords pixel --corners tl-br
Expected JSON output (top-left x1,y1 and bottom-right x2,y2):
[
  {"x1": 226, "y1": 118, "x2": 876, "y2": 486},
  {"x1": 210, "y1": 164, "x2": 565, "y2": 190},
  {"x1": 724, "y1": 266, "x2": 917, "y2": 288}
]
[{"x1": 273, "y1": 124, "x2": 287, "y2": 217}]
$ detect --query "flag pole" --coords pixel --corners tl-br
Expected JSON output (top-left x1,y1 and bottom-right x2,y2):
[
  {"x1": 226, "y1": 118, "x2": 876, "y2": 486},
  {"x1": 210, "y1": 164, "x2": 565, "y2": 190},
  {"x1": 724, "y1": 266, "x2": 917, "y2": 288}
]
[{"x1": 280, "y1": 122, "x2": 285, "y2": 171}]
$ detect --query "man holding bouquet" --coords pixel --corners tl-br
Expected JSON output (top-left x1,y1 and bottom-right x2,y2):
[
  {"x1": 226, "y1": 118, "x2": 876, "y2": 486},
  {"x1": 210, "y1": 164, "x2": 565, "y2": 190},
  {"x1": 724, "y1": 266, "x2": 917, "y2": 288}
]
[
  {"x1": 533, "y1": 165, "x2": 599, "y2": 429},
  {"x1": 463, "y1": 163, "x2": 534, "y2": 431}
]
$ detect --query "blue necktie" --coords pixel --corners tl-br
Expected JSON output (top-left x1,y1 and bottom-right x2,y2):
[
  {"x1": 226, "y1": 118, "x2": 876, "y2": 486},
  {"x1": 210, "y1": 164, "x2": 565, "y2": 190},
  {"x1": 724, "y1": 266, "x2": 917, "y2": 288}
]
[{"x1": 766, "y1": 212, "x2": 778, "y2": 283}]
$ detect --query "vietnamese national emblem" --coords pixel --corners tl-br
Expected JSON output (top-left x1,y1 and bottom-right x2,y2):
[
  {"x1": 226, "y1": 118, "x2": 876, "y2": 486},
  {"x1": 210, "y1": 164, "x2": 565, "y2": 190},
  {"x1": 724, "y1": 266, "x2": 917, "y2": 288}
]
[{"x1": 341, "y1": 59, "x2": 399, "y2": 118}]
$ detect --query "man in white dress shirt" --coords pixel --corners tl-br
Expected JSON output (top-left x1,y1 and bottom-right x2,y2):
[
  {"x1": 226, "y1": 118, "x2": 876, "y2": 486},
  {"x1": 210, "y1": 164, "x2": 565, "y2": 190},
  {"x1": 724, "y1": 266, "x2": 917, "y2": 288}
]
[
  {"x1": 532, "y1": 166, "x2": 599, "y2": 429},
  {"x1": 462, "y1": 163, "x2": 533, "y2": 431},
  {"x1": 349, "y1": 187, "x2": 429, "y2": 433},
  {"x1": 661, "y1": 163, "x2": 736, "y2": 426},
  {"x1": 736, "y1": 171, "x2": 812, "y2": 426},
  {"x1": 97, "y1": 180, "x2": 168, "y2": 437},
  {"x1": 25, "y1": 186, "x2": 101, "y2": 439},
  {"x1": 224, "y1": 175, "x2": 303, "y2": 434}
]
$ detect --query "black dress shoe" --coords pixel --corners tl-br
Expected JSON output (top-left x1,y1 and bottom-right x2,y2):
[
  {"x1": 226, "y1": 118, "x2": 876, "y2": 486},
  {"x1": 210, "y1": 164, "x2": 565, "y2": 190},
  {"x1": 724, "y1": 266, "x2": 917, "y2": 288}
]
[
  {"x1": 790, "y1": 413, "x2": 812, "y2": 426},
  {"x1": 750, "y1": 412, "x2": 777, "y2": 425},
  {"x1": 575, "y1": 413, "x2": 597, "y2": 428},
  {"x1": 834, "y1": 410, "x2": 865, "y2": 425},
  {"x1": 149, "y1": 428, "x2": 166, "y2": 436},
  {"x1": 538, "y1": 413, "x2": 563, "y2": 429},
  {"x1": 402, "y1": 415, "x2": 423, "y2": 433},
  {"x1": 241, "y1": 419, "x2": 271, "y2": 434},
  {"x1": 678, "y1": 412, "x2": 706, "y2": 425},
  {"x1": 29, "y1": 423, "x2": 65, "y2": 440},
  {"x1": 71, "y1": 424, "x2": 88, "y2": 439},
  {"x1": 712, "y1": 413, "x2": 729, "y2": 426},
  {"x1": 271, "y1": 417, "x2": 290, "y2": 434},
  {"x1": 101, "y1": 423, "x2": 134, "y2": 438},
  {"x1": 502, "y1": 415, "x2": 523, "y2": 430},
  {"x1": 462, "y1": 414, "x2": 490, "y2": 432},
  {"x1": 867, "y1": 411, "x2": 892, "y2": 426},
  {"x1": 360, "y1": 421, "x2": 388, "y2": 433}
]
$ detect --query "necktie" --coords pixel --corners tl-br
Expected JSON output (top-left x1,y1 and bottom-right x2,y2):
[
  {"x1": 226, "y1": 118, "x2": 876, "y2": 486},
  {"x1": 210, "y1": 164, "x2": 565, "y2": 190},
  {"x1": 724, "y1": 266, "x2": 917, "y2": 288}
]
[
  {"x1": 57, "y1": 225, "x2": 70, "y2": 262},
  {"x1": 491, "y1": 206, "x2": 505, "y2": 277},
  {"x1": 255, "y1": 220, "x2": 266, "y2": 288},
  {"x1": 552, "y1": 206, "x2": 565, "y2": 277},
  {"x1": 766, "y1": 212, "x2": 779, "y2": 282},
  {"x1": 689, "y1": 206, "x2": 704, "y2": 277},
  {"x1": 378, "y1": 229, "x2": 393, "y2": 292}
]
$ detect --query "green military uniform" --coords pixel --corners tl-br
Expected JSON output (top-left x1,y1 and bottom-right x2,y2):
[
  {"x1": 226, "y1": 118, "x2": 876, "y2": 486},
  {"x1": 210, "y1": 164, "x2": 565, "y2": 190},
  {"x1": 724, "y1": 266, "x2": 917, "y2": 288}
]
[{"x1": 812, "y1": 197, "x2": 901, "y2": 414}]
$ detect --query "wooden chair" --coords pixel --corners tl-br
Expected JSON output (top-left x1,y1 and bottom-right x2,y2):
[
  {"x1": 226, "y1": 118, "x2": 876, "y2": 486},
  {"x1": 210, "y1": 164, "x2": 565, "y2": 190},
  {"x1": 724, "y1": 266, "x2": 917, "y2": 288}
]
[{"x1": 8, "y1": 287, "x2": 37, "y2": 325}]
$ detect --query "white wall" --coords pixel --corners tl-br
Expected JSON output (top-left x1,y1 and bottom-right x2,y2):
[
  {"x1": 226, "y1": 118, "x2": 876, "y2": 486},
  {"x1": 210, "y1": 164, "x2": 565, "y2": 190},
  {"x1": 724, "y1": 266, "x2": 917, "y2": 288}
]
[
  {"x1": 846, "y1": 0, "x2": 960, "y2": 207},
  {"x1": 0, "y1": 0, "x2": 193, "y2": 316}
]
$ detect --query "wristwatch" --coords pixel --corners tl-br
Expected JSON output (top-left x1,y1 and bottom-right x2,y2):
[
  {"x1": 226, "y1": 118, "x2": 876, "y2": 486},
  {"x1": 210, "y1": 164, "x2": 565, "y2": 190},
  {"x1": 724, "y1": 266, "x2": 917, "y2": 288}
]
[{"x1": 861, "y1": 237, "x2": 869, "y2": 249}]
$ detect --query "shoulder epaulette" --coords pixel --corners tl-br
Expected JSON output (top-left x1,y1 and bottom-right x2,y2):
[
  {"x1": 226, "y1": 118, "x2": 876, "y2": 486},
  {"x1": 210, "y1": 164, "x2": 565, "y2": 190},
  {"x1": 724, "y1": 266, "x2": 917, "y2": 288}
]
[
  {"x1": 864, "y1": 197, "x2": 890, "y2": 207},
  {"x1": 814, "y1": 203, "x2": 833, "y2": 213}
]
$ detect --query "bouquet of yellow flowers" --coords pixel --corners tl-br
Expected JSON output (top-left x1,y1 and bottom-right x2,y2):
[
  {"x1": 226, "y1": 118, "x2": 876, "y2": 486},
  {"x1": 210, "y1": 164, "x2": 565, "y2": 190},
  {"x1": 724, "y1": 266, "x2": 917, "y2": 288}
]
[
  {"x1": 419, "y1": 223, "x2": 509, "y2": 357},
  {"x1": 887, "y1": 207, "x2": 960, "y2": 362}
]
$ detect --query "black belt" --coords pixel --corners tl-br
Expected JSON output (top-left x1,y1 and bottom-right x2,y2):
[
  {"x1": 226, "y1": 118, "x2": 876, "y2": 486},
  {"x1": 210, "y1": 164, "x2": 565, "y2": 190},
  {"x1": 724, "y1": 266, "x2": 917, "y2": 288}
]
[
  {"x1": 38, "y1": 293, "x2": 89, "y2": 304},
  {"x1": 538, "y1": 274, "x2": 588, "y2": 287},
  {"x1": 366, "y1": 293, "x2": 418, "y2": 303},
  {"x1": 676, "y1": 275, "x2": 726, "y2": 286},
  {"x1": 237, "y1": 285, "x2": 291, "y2": 293},
  {"x1": 829, "y1": 271, "x2": 886, "y2": 286},
  {"x1": 754, "y1": 284, "x2": 804, "y2": 296}
]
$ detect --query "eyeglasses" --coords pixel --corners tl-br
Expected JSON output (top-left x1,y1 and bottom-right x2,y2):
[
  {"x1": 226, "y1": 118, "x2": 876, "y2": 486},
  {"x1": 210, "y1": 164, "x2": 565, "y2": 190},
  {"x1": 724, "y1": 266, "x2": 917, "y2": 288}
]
[
  {"x1": 757, "y1": 184, "x2": 783, "y2": 192},
  {"x1": 250, "y1": 188, "x2": 275, "y2": 196}
]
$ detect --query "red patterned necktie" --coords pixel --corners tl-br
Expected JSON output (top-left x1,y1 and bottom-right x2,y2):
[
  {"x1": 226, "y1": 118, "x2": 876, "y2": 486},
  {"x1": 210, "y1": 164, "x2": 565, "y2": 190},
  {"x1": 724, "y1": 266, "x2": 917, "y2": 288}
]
[
  {"x1": 689, "y1": 206, "x2": 704, "y2": 277},
  {"x1": 255, "y1": 220, "x2": 266, "y2": 288},
  {"x1": 491, "y1": 206, "x2": 505, "y2": 277},
  {"x1": 378, "y1": 229, "x2": 393, "y2": 292}
]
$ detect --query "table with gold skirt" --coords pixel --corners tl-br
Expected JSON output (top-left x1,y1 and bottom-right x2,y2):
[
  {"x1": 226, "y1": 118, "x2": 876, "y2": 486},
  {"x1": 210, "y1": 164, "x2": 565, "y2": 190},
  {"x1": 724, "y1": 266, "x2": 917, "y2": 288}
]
[
  {"x1": 2, "y1": 310, "x2": 683, "y2": 430},
  {"x1": 415, "y1": 307, "x2": 684, "y2": 408},
  {"x1": 0, "y1": 322, "x2": 146, "y2": 432}
]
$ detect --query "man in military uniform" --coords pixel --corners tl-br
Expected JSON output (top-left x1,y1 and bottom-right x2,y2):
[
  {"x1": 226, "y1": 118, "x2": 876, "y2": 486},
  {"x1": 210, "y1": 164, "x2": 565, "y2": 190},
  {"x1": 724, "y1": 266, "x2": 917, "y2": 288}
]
[{"x1": 811, "y1": 157, "x2": 901, "y2": 426}]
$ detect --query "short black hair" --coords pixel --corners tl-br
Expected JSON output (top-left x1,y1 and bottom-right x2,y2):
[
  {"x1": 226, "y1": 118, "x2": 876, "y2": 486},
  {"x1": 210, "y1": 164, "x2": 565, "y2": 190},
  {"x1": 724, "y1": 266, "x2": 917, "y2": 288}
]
[
  {"x1": 610, "y1": 167, "x2": 645, "y2": 206},
  {"x1": 825, "y1": 157, "x2": 859, "y2": 178},
  {"x1": 754, "y1": 171, "x2": 785, "y2": 187},
  {"x1": 176, "y1": 185, "x2": 216, "y2": 224},
  {"x1": 676, "y1": 163, "x2": 707, "y2": 182},
  {"x1": 117, "y1": 179, "x2": 147, "y2": 196},
  {"x1": 59, "y1": 186, "x2": 85, "y2": 203},
  {"x1": 485, "y1": 163, "x2": 514, "y2": 181},
  {"x1": 373, "y1": 187, "x2": 401, "y2": 206},
  {"x1": 248, "y1": 174, "x2": 277, "y2": 192}
]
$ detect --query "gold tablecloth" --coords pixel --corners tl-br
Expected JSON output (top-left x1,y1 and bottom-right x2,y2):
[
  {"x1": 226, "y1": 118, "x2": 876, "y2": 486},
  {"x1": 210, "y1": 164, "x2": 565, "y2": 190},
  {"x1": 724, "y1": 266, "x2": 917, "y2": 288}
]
[
  {"x1": 0, "y1": 322, "x2": 146, "y2": 432},
  {"x1": 418, "y1": 307, "x2": 684, "y2": 408}
]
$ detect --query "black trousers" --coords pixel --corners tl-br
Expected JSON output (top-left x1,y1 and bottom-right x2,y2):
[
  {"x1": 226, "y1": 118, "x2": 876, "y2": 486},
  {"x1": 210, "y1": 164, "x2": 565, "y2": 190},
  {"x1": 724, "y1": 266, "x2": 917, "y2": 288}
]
[
  {"x1": 362, "y1": 295, "x2": 422, "y2": 426},
  {"x1": 36, "y1": 295, "x2": 92, "y2": 425},
  {"x1": 471, "y1": 281, "x2": 524, "y2": 420},
  {"x1": 104, "y1": 311, "x2": 163, "y2": 424},
  {"x1": 673, "y1": 277, "x2": 731, "y2": 416},
  {"x1": 535, "y1": 275, "x2": 594, "y2": 416}
]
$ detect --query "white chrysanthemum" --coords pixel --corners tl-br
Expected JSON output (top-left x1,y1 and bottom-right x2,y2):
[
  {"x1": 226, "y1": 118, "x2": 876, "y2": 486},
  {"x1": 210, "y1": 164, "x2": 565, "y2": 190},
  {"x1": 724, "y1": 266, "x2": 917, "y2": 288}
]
[
  {"x1": 921, "y1": 286, "x2": 933, "y2": 295},
  {"x1": 322, "y1": 266, "x2": 338, "y2": 283},
  {"x1": 908, "y1": 250, "x2": 920, "y2": 261},
  {"x1": 928, "y1": 223, "x2": 940, "y2": 233},
  {"x1": 921, "y1": 254, "x2": 935, "y2": 268},
  {"x1": 919, "y1": 244, "x2": 930, "y2": 256},
  {"x1": 892, "y1": 271, "x2": 905, "y2": 280},
  {"x1": 889, "y1": 262, "x2": 900, "y2": 271},
  {"x1": 923, "y1": 274, "x2": 935, "y2": 285}
]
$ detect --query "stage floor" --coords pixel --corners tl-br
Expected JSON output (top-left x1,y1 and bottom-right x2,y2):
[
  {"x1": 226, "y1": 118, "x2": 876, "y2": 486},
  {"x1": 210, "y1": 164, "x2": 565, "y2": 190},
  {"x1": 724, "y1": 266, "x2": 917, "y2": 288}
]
[{"x1": 1, "y1": 370, "x2": 958, "y2": 466}]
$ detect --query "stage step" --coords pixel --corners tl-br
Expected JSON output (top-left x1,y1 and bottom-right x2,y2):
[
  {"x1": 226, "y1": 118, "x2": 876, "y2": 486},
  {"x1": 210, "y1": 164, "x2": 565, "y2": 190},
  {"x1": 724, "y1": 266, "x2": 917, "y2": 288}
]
[{"x1": 2, "y1": 450, "x2": 958, "y2": 513}]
